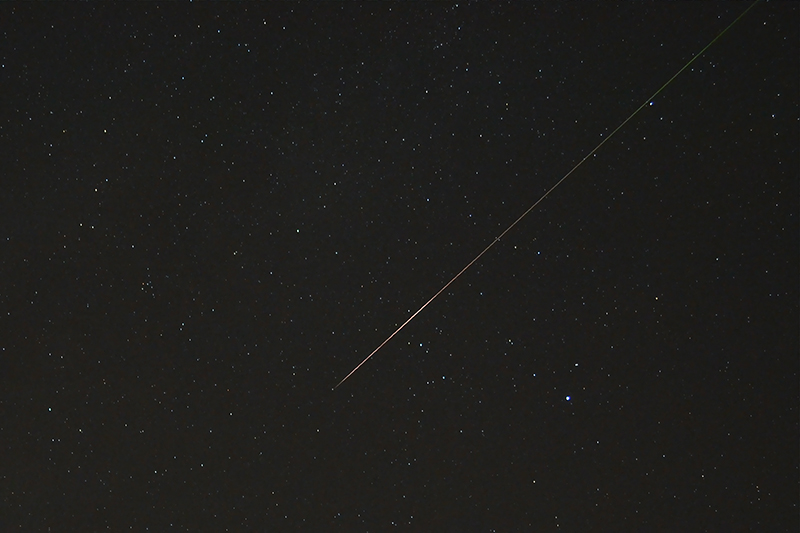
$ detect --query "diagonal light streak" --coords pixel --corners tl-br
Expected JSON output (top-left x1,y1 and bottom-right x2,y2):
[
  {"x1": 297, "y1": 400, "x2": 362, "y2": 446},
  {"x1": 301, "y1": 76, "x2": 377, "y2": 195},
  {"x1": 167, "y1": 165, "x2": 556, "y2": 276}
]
[{"x1": 334, "y1": 0, "x2": 760, "y2": 390}]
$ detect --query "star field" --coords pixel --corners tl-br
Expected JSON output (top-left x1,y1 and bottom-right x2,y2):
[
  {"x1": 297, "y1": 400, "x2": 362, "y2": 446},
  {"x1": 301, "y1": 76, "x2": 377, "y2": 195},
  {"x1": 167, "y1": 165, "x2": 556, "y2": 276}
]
[{"x1": 1, "y1": 2, "x2": 797, "y2": 530}]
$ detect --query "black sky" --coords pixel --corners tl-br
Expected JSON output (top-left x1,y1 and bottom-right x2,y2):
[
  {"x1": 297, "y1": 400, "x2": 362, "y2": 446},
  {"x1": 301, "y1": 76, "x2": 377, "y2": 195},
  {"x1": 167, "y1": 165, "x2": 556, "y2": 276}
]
[{"x1": 2, "y1": 1, "x2": 797, "y2": 530}]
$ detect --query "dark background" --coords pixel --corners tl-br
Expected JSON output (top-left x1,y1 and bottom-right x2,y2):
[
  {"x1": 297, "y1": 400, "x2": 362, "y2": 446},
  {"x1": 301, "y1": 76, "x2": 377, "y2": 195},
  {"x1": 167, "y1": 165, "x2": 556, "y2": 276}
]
[{"x1": 2, "y1": 2, "x2": 797, "y2": 530}]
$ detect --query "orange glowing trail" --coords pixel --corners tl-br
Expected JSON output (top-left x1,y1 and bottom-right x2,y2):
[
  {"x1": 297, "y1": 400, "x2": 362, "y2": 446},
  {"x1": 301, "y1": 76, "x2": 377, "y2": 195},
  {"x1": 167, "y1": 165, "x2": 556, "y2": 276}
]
[{"x1": 334, "y1": 0, "x2": 759, "y2": 390}]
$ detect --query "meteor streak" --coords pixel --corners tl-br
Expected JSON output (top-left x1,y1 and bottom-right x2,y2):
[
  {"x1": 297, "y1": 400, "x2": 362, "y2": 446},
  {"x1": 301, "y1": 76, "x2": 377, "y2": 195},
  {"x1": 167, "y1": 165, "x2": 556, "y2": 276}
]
[{"x1": 334, "y1": 0, "x2": 760, "y2": 390}]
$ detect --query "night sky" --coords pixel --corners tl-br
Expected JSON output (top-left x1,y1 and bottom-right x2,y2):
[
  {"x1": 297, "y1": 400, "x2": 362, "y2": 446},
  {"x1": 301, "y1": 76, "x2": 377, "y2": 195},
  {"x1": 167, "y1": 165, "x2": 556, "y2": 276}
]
[{"x1": 2, "y1": 2, "x2": 797, "y2": 530}]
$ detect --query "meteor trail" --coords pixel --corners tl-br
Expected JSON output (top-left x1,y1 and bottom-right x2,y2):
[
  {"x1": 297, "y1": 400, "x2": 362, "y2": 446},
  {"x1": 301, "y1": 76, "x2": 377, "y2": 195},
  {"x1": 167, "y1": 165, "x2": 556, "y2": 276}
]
[{"x1": 334, "y1": 0, "x2": 760, "y2": 390}]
